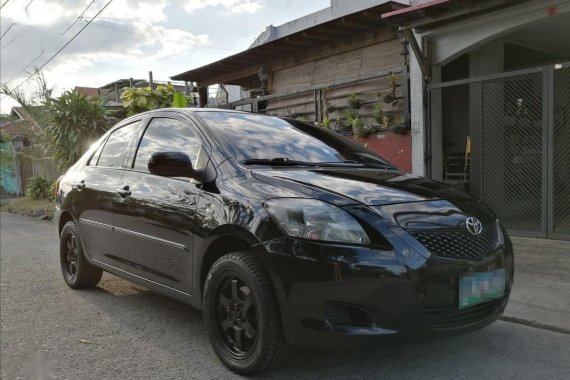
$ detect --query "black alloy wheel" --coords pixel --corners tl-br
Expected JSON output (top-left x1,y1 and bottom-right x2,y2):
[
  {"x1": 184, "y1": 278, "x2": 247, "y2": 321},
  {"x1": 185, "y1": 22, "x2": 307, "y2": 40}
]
[
  {"x1": 64, "y1": 233, "x2": 78, "y2": 277},
  {"x1": 203, "y1": 252, "x2": 288, "y2": 375},
  {"x1": 216, "y1": 276, "x2": 259, "y2": 356},
  {"x1": 60, "y1": 221, "x2": 103, "y2": 288}
]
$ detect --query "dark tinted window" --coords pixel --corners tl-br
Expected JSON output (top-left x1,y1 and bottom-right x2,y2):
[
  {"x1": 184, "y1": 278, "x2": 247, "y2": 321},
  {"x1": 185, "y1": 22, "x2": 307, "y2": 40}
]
[
  {"x1": 198, "y1": 112, "x2": 393, "y2": 167},
  {"x1": 96, "y1": 122, "x2": 140, "y2": 167},
  {"x1": 133, "y1": 118, "x2": 201, "y2": 172},
  {"x1": 87, "y1": 139, "x2": 105, "y2": 166}
]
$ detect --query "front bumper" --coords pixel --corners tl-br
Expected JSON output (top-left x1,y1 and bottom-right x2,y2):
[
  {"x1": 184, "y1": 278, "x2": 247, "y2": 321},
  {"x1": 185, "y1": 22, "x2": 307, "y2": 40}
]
[{"x1": 258, "y1": 235, "x2": 514, "y2": 349}]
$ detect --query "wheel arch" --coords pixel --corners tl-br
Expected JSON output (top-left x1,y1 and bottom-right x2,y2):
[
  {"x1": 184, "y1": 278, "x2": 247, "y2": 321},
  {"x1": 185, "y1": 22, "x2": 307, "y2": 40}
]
[
  {"x1": 58, "y1": 210, "x2": 76, "y2": 235},
  {"x1": 199, "y1": 225, "x2": 267, "y2": 297}
]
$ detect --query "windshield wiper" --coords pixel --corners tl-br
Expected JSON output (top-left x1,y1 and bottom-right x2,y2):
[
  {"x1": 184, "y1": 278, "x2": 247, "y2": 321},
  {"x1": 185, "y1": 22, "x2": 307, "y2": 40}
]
[{"x1": 241, "y1": 158, "x2": 314, "y2": 167}]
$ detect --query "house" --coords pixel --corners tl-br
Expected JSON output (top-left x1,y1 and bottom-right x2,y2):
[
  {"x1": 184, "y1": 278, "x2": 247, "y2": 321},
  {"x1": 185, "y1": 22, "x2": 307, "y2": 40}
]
[
  {"x1": 98, "y1": 78, "x2": 189, "y2": 107},
  {"x1": 383, "y1": 0, "x2": 570, "y2": 239},
  {"x1": 171, "y1": 0, "x2": 570, "y2": 239},
  {"x1": 74, "y1": 86, "x2": 100, "y2": 97},
  {"x1": 171, "y1": 0, "x2": 413, "y2": 172}
]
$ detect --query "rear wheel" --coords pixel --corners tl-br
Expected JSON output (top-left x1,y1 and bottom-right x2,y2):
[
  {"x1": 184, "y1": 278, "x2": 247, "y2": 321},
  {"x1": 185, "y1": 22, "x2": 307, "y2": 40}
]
[
  {"x1": 60, "y1": 221, "x2": 102, "y2": 288},
  {"x1": 203, "y1": 252, "x2": 288, "y2": 375}
]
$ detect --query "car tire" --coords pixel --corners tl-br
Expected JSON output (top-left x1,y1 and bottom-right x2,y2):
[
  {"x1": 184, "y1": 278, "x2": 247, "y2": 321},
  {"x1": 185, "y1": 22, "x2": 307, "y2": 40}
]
[
  {"x1": 203, "y1": 251, "x2": 288, "y2": 375},
  {"x1": 60, "y1": 221, "x2": 103, "y2": 289}
]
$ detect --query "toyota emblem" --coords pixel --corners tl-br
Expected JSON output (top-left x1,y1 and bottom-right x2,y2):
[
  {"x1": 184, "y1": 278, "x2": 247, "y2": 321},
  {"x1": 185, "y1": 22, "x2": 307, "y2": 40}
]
[{"x1": 465, "y1": 217, "x2": 483, "y2": 235}]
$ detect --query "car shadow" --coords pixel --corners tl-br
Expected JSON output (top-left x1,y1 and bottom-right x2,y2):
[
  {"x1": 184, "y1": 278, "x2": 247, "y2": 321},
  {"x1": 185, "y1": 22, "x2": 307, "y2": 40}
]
[{"x1": 74, "y1": 274, "x2": 512, "y2": 379}]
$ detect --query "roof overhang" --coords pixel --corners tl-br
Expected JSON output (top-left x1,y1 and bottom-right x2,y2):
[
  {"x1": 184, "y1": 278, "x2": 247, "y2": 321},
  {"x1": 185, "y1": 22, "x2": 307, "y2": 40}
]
[
  {"x1": 381, "y1": 0, "x2": 534, "y2": 31},
  {"x1": 170, "y1": 2, "x2": 406, "y2": 87}
]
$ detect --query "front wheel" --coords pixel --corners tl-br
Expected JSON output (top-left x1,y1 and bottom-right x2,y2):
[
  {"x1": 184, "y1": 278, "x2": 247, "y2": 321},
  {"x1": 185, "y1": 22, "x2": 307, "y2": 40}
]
[
  {"x1": 60, "y1": 221, "x2": 103, "y2": 288},
  {"x1": 203, "y1": 252, "x2": 288, "y2": 375}
]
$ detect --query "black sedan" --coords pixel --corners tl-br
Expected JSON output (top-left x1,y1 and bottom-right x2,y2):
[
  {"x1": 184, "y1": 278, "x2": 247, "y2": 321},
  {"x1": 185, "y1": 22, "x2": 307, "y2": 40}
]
[{"x1": 55, "y1": 109, "x2": 514, "y2": 375}]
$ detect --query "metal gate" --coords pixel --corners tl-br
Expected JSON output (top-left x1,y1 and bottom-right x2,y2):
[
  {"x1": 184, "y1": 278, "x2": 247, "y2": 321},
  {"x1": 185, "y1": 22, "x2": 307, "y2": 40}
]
[
  {"x1": 480, "y1": 63, "x2": 570, "y2": 239},
  {"x1": 552, "y1": 64, "x2": 570, "y2": 238}
]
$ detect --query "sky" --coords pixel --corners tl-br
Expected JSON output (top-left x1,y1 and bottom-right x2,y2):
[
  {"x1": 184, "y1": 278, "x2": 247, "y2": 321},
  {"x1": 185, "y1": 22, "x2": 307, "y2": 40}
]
[{"x1": 0, "y1": 0, "x2": 331, "y2": 113}]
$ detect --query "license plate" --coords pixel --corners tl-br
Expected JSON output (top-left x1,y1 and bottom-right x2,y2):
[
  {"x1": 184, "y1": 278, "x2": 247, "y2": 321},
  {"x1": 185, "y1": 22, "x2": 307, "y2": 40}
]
[{"x1": 459, "y1": 269, "x2": 506, "y2": 309}]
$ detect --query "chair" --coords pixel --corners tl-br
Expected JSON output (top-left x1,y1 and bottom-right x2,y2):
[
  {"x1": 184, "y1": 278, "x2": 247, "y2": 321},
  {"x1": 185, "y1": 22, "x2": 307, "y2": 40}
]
[{"x1": 445, "y1": 136, "x2": 471, "y2": 182}]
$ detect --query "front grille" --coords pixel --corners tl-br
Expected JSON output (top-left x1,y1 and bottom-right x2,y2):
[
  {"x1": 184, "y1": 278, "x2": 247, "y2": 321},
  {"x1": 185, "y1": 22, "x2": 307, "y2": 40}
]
[
  {"x1": 410, "y1": 225, "x2": 498, "y2": 260},
  {"x1": 425, "y1": 298, "x2": 505, "y2": 329}
]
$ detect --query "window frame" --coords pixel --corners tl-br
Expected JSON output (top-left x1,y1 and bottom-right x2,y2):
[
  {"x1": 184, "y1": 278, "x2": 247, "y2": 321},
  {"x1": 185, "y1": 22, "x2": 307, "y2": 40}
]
[
  {"x1": 127, "y1": 115, "x2": 207, "y2": 174},
  {"x1": 91, "y1": 119, "x2": 144, "y2": 169}
]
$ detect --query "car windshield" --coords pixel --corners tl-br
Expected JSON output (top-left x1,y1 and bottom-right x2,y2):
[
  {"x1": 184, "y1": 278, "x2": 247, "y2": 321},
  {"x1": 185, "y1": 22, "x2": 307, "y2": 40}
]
[{"x1": 198, "y1": 112, "x2": 395, "y2": 169}]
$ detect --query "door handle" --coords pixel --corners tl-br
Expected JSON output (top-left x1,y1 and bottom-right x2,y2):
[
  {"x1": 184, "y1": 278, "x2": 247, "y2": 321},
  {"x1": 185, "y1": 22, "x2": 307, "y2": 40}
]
[
  {"x1": 117, "y1": 186, "x2": 131, "y2": 198},
  {"x1": 73, "y1": 180, "x2": 85, "y2": 190}
]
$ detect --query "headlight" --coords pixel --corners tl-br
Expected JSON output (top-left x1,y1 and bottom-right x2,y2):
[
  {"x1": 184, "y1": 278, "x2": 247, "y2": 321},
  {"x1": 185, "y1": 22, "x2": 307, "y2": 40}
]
[{"x1": 264, "y1": 199, "x2": 370, "y2": 244}]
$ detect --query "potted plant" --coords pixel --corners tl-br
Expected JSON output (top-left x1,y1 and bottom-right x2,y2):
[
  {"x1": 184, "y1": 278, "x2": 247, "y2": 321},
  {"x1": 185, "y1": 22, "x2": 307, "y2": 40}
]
[
  {"x1": 321, "y1": 115, "x2": 331, "y2": 129},
  {"x1": 390, "y1": 124, "x2": 411, "y2": 134},
  {"x1": 351, "y1": 117, "x2": 366, "y2": 137},
  {"x1": 374, "y1": 103, "x2": 384, "y2": 124},
  {"x1": 383, "y1": 73, "x2": 398, "y2": 104},
  {"x1": 348, "y1": 93, "x2": 363, "y2": 109}
]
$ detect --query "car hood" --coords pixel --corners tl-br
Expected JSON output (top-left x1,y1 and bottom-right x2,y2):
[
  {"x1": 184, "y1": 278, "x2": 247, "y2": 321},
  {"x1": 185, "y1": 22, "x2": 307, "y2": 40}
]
[{"x1": 251, "y1": 167, "x2": 474, "y2": 206}]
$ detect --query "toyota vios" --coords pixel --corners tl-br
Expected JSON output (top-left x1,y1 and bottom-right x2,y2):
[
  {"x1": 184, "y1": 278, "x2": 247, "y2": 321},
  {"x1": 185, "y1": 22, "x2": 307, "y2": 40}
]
[{"x1": 55, "y1": 109, "x2": 514, "y2": 375}]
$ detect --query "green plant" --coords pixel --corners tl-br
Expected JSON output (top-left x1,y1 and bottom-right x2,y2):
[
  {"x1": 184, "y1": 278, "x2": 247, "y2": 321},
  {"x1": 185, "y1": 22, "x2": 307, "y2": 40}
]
[
  {"x1": 351, "y1": 117, "x2": 365, "y2": 137},
  {"x1": 348, "y1": 93, "x2": 363, "y2": 109},
  {"x1": 321, "y1": 115, "x2": 331, "y2": 128},
  {"x1": 374, "y1": 103, "x2": 384, "y2": 124},
  {"x1": 121, "y1": 84, "x2": 176, "y2": 116},
  {"x1": 44, "y1": 90, "x2": 111, "y2": 170},
  {"x1": 389, "y1": 73, "x2": 398, "y2": 87},
  {"x1": 0, "y1": 133, "x2": 13, "y2": 172},
  {"x1": 25, "y1": 176, "x2": 52, "y2": 200}
]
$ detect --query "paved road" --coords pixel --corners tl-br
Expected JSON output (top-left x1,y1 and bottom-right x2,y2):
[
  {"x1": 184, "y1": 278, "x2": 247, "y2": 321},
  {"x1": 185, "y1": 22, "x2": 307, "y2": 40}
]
[{"x1": 1, "y1": 212, "x2": 569, "y2": 380}]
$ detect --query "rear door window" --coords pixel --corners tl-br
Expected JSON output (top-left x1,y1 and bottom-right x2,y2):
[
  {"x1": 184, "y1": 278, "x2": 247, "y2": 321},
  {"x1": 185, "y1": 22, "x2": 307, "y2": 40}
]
[{"x1": 96, "y1": 121, "x2": 140, "y2": 168}]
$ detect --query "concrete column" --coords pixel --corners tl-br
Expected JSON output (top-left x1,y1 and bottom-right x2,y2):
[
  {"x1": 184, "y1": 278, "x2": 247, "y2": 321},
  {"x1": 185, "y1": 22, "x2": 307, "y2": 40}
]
[
  {"x1": 430, "y1": 65, "x2": 443, "y2": 180},
  {"x1": 410, "y1": 33, "x2": 426, "y2": 177}
]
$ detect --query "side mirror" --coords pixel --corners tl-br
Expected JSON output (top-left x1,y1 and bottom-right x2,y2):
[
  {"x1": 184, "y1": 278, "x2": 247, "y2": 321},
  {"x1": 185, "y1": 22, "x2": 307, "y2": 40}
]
[{"x1": 148, "y1": 152, "x2": 196, "y2": 178}]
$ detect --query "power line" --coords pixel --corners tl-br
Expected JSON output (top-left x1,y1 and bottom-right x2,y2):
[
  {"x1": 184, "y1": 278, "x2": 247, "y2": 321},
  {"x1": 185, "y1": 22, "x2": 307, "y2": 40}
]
[
  {"x1": 0, "y1": 22, "x2": 15, "y2": 40},
  {"x1": 271, "y1": 0, "x2": 293, "y2": 25},
  {"x1": 1, "y1": 32, "x2": 20, "y2": 49},
  {"x1": 84, "y1": 19, "x2": 239, "y2": 52},
  {"x1": 52, "y1": 0, "x2": 65, "y2": 10},
  {"x1": 0, "y1": 0, "x2": 11, "y2": 10},
  {"x1": 25, "y1": 0, "x2": 34, "y2": 11},
  {"x1": 3, "y1": 50, "x2": 44, "y2": 85},
  {"x1": 11, "y1": 0, "x2": 115, "y2": 92},
  {"x1": 62, "y1": 0, "x2": 96, "y2": 35}
]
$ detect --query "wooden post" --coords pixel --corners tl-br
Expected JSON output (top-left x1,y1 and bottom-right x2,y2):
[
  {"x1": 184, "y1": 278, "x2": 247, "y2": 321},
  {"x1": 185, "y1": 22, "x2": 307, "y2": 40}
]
[{"x1": 149, "y1": 71, "x2": 154, "y2": 89}]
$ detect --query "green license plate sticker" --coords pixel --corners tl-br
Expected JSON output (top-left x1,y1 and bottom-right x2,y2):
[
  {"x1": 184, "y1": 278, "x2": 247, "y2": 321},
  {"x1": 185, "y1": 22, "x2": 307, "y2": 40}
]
[{"x1": 459, "y1": 269, "x2": 506, "y2": 309}]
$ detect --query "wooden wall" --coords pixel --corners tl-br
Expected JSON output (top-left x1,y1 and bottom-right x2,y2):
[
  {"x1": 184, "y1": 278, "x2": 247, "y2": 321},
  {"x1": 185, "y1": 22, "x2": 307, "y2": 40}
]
[{"x1": 265, "y1": 38, "x2": 406, "y2": 129}]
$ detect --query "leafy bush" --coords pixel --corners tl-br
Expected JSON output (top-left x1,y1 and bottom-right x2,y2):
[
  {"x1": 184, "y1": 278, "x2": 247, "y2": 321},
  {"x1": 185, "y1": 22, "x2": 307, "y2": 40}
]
[
  {"x1": 121, "y1": 84, "x2": 176, "y2": 116},
  {"x1": 45, "y1": 90, "x2": 111, "y2": 170},
  {"x1": 25, "y1": 176, "x2": 53, "y2": 200}
]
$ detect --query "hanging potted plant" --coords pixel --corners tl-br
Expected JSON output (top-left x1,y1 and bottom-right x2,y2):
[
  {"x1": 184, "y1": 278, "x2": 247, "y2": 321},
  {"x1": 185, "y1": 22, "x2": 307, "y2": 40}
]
[
  {"x1": 383, "y1": 73, "x2": 398, "y2": 104},
  {"x1": 390, "y1": 124, "x2": 411, "y2": 134},
  {"x1": 348, "y1": 93, "x2": 363, "y2": 109},
  {"x1": 374, "y1": 103, "x2": 384, "y2": 125},
  {"x1": 351, "y1": 117, "x2": 366, "y2": 137}
]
